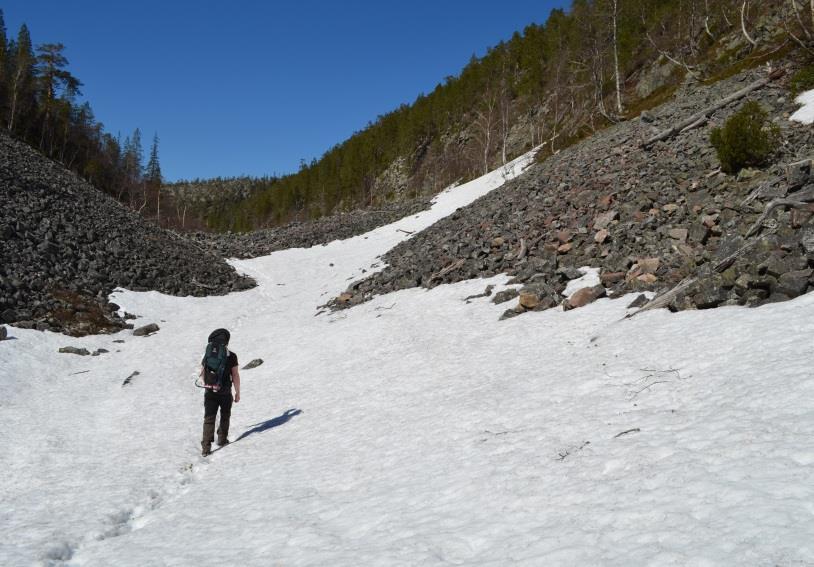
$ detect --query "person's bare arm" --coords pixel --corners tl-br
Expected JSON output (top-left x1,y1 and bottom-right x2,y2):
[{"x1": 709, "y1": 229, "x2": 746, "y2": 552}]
[{"x1": 232, "y1": 367, "x2": 241, "y2": 402}]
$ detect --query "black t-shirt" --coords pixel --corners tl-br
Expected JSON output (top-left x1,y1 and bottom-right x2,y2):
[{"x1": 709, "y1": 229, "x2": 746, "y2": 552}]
[{"x1": 222, "y1": 351, "x2": 238, "y2": 391}]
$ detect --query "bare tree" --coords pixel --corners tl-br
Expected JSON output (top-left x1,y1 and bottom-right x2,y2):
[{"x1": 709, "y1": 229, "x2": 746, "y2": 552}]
[
  {"x1": 612, "y1": 0, "x2": 624, "y2": 114},
  {"x1": 498, "y1": 59, "x2": 512, "y2": 165},
  {"x1": 473, "y1": 87, "x2": 497, "y2": 175},
  {"x1": 741, "y1": 1, "x2": 758, "y2": 48}
]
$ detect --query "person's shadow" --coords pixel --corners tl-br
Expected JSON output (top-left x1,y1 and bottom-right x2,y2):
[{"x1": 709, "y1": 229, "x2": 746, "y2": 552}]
[{"x1": 234, "y1": 408, "x2": 302, "y2": 443}]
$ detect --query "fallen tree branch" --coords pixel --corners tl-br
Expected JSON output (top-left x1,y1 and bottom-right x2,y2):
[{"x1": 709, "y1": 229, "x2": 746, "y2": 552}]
[
  {"x1": 516, "y1": 238, "x2": 528, "y2": 261},
  {"x1": 641, "y1": 68, "x2": 785, "y2": 149},
  {"x1": 429, "y1": 259, "x2": 466, "y2": 283},
  {"x1": 746, "y1": 194, "x2": 814, "y2": 236},
  {"x1": 625, "y1": 276, "x2": 697, "y2": 318}
]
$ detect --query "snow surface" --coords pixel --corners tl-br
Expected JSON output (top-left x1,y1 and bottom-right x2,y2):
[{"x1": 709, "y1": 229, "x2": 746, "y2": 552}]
[
  {"x1": 790, "y1": 89, "x2": 814, "y2": 124},
  {"x1": 3, "y1": 147, "x2": 814, "y2": 566}
]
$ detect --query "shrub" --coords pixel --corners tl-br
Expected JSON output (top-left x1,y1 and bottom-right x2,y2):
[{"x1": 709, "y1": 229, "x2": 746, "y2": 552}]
[
  {"x1": 790, "y1": 64, "x2": 814, "y2": 97},
  {"x1": 710, "y1": 101, "x2": 779, "y2": 174}
]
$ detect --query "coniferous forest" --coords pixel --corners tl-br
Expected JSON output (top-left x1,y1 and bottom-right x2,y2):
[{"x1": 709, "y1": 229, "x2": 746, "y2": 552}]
[{"x1": 0, "y1": 9, "x2": 162, "y2": 219}]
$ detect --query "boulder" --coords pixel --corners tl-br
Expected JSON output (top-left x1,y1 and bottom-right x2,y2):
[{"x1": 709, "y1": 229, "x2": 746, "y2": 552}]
[
  {"x1": 600, "y1": 271, "x2": 626, "y2": 285},
  {"x1": 492, "y1": 288, "x2": 519, "y2": 304},
  {"x1": 518, "y1": 291, "x2": 541, "y2": 310},
  {"x1": 242, "y1": 358, "x2": 264, "y2": 370},
  {"x1": 777, "y1": 270, "x2": 812, "y2": 298},
  {"x1": 133, "y1": 323, "x2": 160, "y2": 337},
  {"x1": 59, "y1": 346, "x2": 90, "y2": 356},
  {"x1": 568, "y1": 285, "x2": 606, "y2": 309},
  {"x1": 627, "y1": 294, "x2": 649, "y2": 308},
  {"x1": 692, "y1": 278, "x2": 729, "y2": 309}
]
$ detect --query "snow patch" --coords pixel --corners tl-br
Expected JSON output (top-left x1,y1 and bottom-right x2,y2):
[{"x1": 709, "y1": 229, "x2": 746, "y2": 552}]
[{"x1": 790, "y1": 89, "x2": 814, "y2": 124}]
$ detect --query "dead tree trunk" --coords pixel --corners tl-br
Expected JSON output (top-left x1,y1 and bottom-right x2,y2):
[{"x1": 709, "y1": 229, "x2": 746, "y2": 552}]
[{"x1": 641, "y1": 68, "x2": 785, "y2": 149}]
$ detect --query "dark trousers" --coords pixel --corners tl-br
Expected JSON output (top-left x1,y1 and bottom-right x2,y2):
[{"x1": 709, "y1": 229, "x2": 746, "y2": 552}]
[{"x1": 202, "y1": 390, "x2": 233, "y2": 447}]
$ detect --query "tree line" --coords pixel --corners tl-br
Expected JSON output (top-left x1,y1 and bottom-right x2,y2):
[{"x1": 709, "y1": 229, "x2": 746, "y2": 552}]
[{"x1": 0, "y1": 10, "x2": 163, "y2": 220}]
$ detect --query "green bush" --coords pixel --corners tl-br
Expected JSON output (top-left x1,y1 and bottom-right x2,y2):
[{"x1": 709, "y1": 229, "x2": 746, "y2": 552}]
[
  {"x1": 790, "y1": 65, "x2": 814, "y2": 97},
  {"x1": 710, "y1": 101, "x2": 779, "y2": 174}
]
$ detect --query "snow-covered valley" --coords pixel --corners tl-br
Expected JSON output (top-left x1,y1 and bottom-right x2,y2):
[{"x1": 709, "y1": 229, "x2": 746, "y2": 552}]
[{"x1": 2, "y1": 149, "x2": 814, "y2": 566}]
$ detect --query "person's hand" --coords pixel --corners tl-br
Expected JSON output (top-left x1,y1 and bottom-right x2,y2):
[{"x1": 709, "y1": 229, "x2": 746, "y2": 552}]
[{"x1": 234, "y1": 391, "x2": 240, "y2": 403}]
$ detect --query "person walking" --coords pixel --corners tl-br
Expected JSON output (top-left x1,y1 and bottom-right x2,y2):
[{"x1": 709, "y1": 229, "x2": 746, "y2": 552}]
[{"x1": 200, "y1": 328, "x2": 241, "y2": 456}]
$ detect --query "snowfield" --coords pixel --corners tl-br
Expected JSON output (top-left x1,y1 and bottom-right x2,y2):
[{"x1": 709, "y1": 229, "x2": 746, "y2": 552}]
[{"x1": 2, "y1": 148, "x2": 814, "y2": 566}]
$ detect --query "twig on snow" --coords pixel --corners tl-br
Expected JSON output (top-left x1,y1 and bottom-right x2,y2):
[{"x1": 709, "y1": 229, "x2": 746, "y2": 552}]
[{"x1": 613, "y1": 428, "x2": 641, "y2": 438}]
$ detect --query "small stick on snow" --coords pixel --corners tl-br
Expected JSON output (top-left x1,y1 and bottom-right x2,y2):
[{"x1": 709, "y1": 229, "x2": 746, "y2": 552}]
[
  {"x1": 396, "y1": 229, "x2": 414, "y2": 235},
  {"x1": 613, "y1": 428, "x2": 641, "y2": 438}
]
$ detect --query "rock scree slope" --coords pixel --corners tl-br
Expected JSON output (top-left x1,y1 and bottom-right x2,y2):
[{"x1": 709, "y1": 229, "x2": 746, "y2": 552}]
[
  {"x1": 0, "y1": 130, "x2": 255, "y2": 335},
  {"x1": 331, "y1": 66, "x2": 814, "y2": 316}
]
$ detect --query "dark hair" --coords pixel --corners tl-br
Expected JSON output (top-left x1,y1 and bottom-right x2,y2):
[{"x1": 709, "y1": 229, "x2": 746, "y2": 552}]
[{"x1": 208, "y1": 328, "x2": 230, "y2": 345}]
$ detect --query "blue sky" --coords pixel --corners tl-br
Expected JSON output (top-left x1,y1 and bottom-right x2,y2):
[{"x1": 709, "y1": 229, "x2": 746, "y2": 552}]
[{"x1": 2, "y1": 1, "x2": 569, "y2": 181}]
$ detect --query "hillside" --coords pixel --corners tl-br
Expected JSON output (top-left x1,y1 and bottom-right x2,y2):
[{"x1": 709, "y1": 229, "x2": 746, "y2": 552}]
[
  {"x1": 331, "y1": 63, "x2": 814, "y2": 315},
  {"x1": 175, "y1": 0, "x2": 800, "y2": 232}
]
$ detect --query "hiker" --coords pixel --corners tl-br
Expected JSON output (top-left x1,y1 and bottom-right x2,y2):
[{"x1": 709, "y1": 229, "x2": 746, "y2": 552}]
[{"x1": 200, "y1": 328, "x2": 241, "y2": 456}]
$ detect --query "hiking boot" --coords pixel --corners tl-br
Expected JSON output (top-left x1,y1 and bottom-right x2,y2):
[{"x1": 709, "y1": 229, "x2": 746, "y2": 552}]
[{"x1": 202, "y1": 442, "x2": 211, "y2": 457}]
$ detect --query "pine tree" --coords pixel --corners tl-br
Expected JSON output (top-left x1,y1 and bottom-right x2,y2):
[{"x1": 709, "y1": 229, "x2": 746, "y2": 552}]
[
  {"x1": 146, "y1": 132, "x2": 162, "y2": 186},
  {"x1": 7, "y1": 24, "x2": 35, "y2": 133},
  {"x1": 0, "y1": 10, "x2": 8, "y2": 117},
  {"x1": 35, "y1": 43, "x2": 81, "y2": 152},
  {"x1": 146, "y1": 133, "x2": 162, "y2": 222}
]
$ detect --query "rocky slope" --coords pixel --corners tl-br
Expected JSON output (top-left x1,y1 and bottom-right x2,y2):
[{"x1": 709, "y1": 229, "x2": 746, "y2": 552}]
[
  {"x1": 0, "y1": 131, "x2": 255, "y2": 336},
  {"x1": 330, "y1": 64, "x2": 814, "y2": 317},
  {"x1": 189, "y1": 198, "x2": 430, "y2": 259}
]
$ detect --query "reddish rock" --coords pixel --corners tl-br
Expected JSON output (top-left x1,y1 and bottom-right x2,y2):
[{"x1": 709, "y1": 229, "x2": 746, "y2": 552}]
[
  {"x1": 557, "y1": 242, "x2": 573, "y2": 254},
  {"x1": 600, "y1": 271, "x2": 626, "y2": 285},
  {"x1": 519, "y1": 292, "x2": 541, "y2": 309},
  {"x1": 637, "y1": 257, "x2": 660, "y2": 274},
  {"x1": 594, "y1": 228, "x2": 609, "y2": 244},
  {"x1": 556, "y1": 230, "x2": 572, "y2": 243},
  {"x1": 568, "y1": 285, "x2": 606, "y2": 308},
  {"x1": 636, "y1": 273, "x2": 658, "y2": 285},
  {"x1": 593, "y1": 210, "x2": 618, "y2": 230}
]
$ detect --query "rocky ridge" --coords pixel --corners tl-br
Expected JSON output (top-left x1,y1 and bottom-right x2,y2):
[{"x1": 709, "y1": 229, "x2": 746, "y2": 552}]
[
  {"x1": 0, "y1": 131, "x2": 255, "y2": 335},
  {"x1": 330, "y1": 64, "x2": 814, "y2": 317},
  {"x1": 189, "y1": 198, "x2": 431, "y2": 259}
]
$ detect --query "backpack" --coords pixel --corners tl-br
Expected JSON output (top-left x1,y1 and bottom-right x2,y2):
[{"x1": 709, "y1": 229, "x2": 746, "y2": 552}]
[{"x1": 201, "y1": 340, "x2": 230, "y2": 392}]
